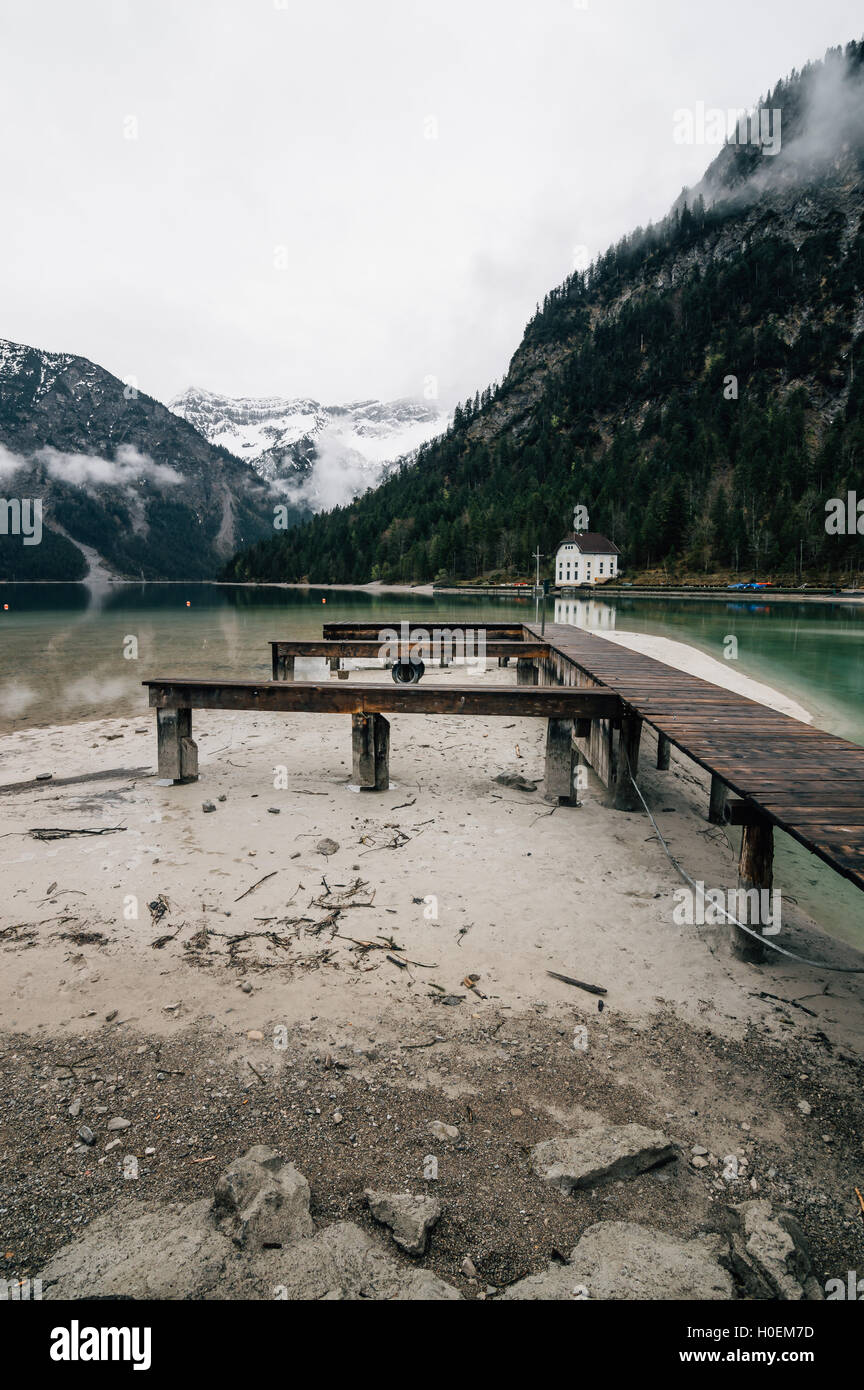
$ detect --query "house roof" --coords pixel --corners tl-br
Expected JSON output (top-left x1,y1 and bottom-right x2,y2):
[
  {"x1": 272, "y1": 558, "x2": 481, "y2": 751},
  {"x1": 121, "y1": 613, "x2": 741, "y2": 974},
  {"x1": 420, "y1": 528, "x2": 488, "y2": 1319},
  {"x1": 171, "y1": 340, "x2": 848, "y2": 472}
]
[{"x1": 556, "y1": 532, "x2": 620, "y2": 555}]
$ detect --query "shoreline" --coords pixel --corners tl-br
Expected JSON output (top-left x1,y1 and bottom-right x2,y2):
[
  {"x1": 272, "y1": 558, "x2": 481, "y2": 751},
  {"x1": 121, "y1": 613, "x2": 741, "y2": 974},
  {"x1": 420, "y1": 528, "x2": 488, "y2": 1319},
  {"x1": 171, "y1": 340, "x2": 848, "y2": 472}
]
[
  {"x1": 0, "y1": 624, "x2": 816, "y2": 739},
  {"x1": 0, "y1": 578, "x2": 437, "y2": 596},
  {"x1": 437, "y1": 586, "x2": 864, "y2": 605},
  {"x1": 5, "y1": 576, "x2": 863, "y2": 606},
  {"x1": 0, "y1": 646, "x2": 857, "y2": 980},
  {"x1": 1, "y1": 648, "x2": 862, "y2": 1298}
]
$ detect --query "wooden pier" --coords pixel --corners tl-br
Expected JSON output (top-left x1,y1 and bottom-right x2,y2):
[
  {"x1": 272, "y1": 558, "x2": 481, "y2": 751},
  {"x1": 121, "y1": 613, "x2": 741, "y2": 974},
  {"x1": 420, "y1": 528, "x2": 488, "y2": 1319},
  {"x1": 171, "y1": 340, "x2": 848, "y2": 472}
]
[
  {"x1": 270, "y1": 638, "x2": 546, "y2": 680},
  {"x1": 145, "y1": 615, "x2": 864, "y2": 963},
  {"x1": 525, "y1": 621, "x2": 864, "y2": 958},
  {"x1": 144, "y1": 678, "x2": 619, "y2": 803},
  {"x1": 527, "y1": 622, "x2": 864, "y2": 889}
]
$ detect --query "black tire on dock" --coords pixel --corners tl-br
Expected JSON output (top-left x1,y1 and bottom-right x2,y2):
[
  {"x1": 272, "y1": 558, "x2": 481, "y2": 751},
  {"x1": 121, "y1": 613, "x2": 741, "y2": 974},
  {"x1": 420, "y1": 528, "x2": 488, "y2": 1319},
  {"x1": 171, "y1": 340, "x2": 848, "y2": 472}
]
[{"x1": 391, "y1": 659, "x2": 425, "y2": 685}]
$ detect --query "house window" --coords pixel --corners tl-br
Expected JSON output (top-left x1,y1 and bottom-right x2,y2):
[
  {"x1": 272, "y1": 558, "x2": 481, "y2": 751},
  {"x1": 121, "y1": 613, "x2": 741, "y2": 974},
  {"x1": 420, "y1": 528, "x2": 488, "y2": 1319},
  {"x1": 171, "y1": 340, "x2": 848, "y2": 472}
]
[{"x1": 599, "y1": 562, "x2": 604, "y2": 575}]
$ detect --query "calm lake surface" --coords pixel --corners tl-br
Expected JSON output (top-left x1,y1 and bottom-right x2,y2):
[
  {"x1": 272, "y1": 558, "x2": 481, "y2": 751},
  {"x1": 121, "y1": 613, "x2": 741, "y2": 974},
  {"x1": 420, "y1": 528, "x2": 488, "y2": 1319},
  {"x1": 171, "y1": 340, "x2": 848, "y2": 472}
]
[{"x1": 2, "y1": 582, "x2": 863, "y2": 945}]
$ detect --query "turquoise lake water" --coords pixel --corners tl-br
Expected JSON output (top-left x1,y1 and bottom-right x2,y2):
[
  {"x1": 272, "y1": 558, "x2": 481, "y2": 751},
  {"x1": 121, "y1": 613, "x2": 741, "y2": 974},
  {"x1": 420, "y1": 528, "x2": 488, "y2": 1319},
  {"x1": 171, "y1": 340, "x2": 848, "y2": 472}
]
[{"x1": 1, "y1": 582, "x2": 862, "y2": 945}]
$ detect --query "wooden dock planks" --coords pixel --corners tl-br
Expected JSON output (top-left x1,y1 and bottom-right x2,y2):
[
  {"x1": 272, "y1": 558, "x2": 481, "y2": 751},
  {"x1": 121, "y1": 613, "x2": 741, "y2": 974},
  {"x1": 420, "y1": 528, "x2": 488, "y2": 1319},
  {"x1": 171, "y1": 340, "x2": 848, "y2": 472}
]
[{"x1": 526, "y1": 622, "x2": 864, "y2": 895}]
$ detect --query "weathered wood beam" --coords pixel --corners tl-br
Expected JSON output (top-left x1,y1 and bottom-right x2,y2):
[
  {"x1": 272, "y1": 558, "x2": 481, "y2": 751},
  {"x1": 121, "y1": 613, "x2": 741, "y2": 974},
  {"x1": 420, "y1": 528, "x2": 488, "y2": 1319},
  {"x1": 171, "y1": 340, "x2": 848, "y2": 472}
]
[
  {"x1": 614, "y1": 715, "x2": 643, "y2": 810},
  {"x1": 271, "y1": 639, "x2": 548, "y2": 660},
  {"x1": 516, "y1": 658, "x2": 538, "y2": 687},
  {"x1": 573, "y1": 713, "x2": 616, "y2": 789},
  {"x1": 352, "y1": 712, "x2": 390, "y2": 789},
  {"x1": 544, "y1": 719, "x2": 578, "y2": 804},
  {"x1": 323, "y1": 621, "x2": 523, "y2": 639},
  {"x1": 156, "y1": 708, "x2": 198, "y2": 784},
  {"x1": 656, "y1": 733, "x2": 671, "y2": 770},
  {"x1": 145, "y1": 680, "x2": 622, "y2": 720},
  {"x1": 271, "y1": 649, "x2": 295, "y2": 681},
  {"x1": 725, "y1": 799, "x2": 769, "y2": 827},
  {"x1": 733, "y1": 816, "x2": 774, "y2": 964}
]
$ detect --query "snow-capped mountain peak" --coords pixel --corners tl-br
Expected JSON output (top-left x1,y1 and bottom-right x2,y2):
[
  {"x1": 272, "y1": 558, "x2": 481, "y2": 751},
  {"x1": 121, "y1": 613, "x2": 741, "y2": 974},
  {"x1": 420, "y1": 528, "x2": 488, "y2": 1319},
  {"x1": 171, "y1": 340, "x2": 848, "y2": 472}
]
[{"x1": 169, "y1": 386, "x2": 447, "y2": 507}]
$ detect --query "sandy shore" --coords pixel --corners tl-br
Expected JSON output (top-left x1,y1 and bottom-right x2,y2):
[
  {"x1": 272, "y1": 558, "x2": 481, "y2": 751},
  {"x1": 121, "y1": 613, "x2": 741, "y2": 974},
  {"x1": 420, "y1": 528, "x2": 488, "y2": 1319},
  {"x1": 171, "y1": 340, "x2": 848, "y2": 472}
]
[
  {"x1": 1, "y1": 643, "x2": 862, "y2": 1295},
  {"x1": 224, "y1": 580, "x2": 436, "y2": 595},
  {"x1": 604, "y1": 630, "x2": 813, "y2": 722}
]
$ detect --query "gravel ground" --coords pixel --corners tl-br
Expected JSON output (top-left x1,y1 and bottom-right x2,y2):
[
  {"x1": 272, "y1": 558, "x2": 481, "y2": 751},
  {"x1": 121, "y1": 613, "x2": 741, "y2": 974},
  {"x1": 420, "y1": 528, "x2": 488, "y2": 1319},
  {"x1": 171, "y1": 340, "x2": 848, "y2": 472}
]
[{"x1": 2, "y1": 1000, "x2": 863, "y2": 1298}]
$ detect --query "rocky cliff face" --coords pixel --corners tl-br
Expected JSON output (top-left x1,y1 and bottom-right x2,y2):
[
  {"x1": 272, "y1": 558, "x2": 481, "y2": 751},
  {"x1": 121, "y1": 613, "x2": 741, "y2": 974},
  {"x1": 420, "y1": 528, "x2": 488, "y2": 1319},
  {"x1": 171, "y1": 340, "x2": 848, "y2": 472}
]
[
  {"x1": 473, "y1": 156, "x2": 864, "y2": 452},
  {"x1": 0, "y1": 341, "x2": 277, "y2": 580}
]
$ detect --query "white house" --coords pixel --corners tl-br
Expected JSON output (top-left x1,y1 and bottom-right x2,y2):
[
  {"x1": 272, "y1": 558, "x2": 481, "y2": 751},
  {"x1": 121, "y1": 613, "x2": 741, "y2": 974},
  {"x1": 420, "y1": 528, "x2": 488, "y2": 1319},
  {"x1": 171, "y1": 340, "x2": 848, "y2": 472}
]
[{"x1": 555, "y1": 532, "x2": 620, "y2": 586}]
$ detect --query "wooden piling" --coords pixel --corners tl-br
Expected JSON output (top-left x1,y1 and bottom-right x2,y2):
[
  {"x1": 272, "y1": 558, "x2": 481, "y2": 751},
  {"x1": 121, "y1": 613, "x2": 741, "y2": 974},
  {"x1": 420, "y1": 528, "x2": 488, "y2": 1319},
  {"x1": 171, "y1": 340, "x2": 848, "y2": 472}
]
[
  {"x1": 544, "y1": 719, "x2": 578, "y2": 804},
  {"x1": 156, "y1": 708, "x2": 198, "y2": 783},
  {"x1": 272, "y1": 650, "x2": 295, "y2": 681},
  {"x1": 614, "y1": 715, "x2": 642, "y2": 810},
  {"x1": 656, "y1": 733, "x2": 671, "y2": 770},
  {"x1": 733, "y1": 817, "x2": 774, "y2": 963},
  {"x1": 516, "y1": 658, "x2": 537, "y2": 686},
  {"x1": 352, "y1": 712, "x2": 390, "y2": 790}
]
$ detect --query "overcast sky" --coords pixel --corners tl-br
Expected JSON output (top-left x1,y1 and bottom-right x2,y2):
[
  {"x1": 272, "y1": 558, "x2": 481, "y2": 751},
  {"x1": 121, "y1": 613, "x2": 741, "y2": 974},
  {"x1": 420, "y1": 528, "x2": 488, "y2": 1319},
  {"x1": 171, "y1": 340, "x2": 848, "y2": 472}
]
[{"x1": 0, "y1": 0, "x2": 857, "y2": 409}]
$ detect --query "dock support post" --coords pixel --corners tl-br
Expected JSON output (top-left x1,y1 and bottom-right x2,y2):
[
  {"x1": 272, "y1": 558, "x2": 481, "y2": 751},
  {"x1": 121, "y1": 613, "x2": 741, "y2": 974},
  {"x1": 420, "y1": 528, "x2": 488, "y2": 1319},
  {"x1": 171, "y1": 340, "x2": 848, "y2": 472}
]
[
  {"x1": 544, "y1": 719, "x2": 578, "y2": 804},
  {"x1": 329, "y1": 656, "x2": 341, "y2": 677},
  {"x1": 272, "y1": 651, "x2": 295, "y2": 681},
  {"x1": 156, "y1": 707, "x2": 198, "y2": 784},
  {"x1": 732, "y1": 817, "x2": 774, "y2": 964},
  {"x1": 352, "y1": 712, "x2": 390, "y2": 790},
  {"x1": 517, "y1": 658, "x2": 537, "y2": 686},
  {"x1": 614, "y1": 715, "x2": 642, "y2": 810},
  {"x1": 656, "y1": 733, "x2": 671, "y2": 770},
  {"x1": 708, "y1": 775, "x2": 728, "y2": 825}
]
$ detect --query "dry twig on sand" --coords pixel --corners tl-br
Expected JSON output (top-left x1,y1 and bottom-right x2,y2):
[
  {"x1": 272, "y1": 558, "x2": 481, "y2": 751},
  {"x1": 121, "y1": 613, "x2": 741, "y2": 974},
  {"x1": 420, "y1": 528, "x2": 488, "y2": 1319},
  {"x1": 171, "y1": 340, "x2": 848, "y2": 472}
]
[
  {"x1": 235, "y1": 871, "x2": 278, "y2": 902},
  {"x1": 26, "y1": 825, "x2": 126, "y2": 841},
  {"x1": 547, "y1": 969, "x2": 607, "y2": 997},
  {"x1": 312, "y1": 876, "x2": 375, "y2": 909}
]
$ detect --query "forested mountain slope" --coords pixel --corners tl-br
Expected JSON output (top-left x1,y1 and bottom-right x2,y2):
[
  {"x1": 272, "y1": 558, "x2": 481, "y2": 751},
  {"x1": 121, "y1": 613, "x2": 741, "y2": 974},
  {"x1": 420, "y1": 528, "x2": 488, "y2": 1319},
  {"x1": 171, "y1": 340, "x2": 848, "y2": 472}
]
[
  {"x1": 225, "y1": 40, "x2": 864, "y2": 586},
  {"x1": 0, "y1": 341, "x2": 275, "y2": 581}
]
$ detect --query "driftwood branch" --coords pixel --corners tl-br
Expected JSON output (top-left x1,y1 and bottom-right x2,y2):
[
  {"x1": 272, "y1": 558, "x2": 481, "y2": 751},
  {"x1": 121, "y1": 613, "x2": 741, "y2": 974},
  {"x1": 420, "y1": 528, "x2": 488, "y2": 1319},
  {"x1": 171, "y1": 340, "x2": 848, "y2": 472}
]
[{"x1": 547, "y1": 970, "x2": 607, "y2": 997}]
